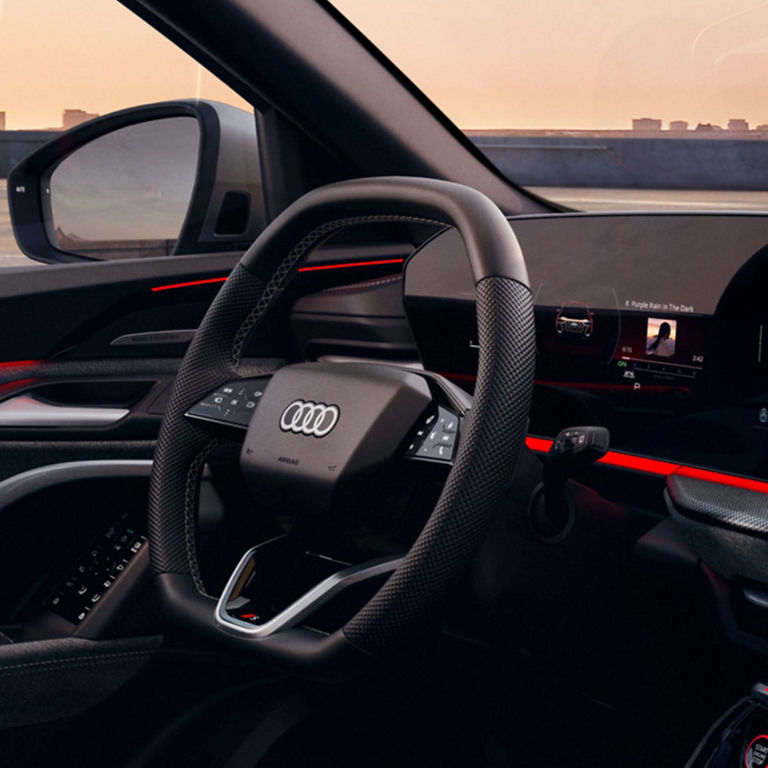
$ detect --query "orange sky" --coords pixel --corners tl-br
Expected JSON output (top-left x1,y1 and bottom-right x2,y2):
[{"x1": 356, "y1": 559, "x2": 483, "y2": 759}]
[
  {"x1": 3, "y1": 0, "x2": 768, "y2": 131},
  {"x1": 0, "y1": 0, "x2": 249, "y2": 130},
  {"x1": 334, "y1": 0, "x2": 768, "y2": 130}
]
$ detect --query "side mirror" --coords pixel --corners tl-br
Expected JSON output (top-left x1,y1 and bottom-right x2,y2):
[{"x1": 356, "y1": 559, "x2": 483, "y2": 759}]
[{"x1": 8, "y1": 100, "x2": 265, "y2": 263}]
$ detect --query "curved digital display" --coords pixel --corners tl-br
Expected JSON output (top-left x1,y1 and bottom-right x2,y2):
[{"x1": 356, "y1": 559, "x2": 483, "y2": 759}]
[{"x1": 404, "y1": 213, "x2": 768, "y2": 478}]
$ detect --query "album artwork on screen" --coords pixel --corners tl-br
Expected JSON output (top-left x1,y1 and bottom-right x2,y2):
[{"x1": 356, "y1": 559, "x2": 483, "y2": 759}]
[{"x1": 645, "y1": 318, "x2": 677, "y2": 359}]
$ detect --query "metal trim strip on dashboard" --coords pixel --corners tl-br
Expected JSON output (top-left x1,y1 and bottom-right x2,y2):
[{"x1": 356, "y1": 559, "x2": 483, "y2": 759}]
[
  {"x1": 0, "y1": 460, "x2": 153, "y2": 513},
  {"x1": 110, "y1": 329, "x2": 197, "y2": 347},
  {"x1": 0, "y1": 396, "x2": 129, "y2": 427},
  {"x1": 215, "y1": 546, "x2": 403, "y2": 638}
]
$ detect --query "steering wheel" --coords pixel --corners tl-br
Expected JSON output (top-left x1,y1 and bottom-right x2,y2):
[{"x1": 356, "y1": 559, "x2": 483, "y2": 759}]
[{"x1": 148, "y1": 177, "x2": 535, "y2": 675}]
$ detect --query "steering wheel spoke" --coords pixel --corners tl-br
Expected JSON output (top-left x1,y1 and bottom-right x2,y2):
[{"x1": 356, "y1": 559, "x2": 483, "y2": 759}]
[{"x1": 215, "y1": 535, "x2": 403, "y2": 638}]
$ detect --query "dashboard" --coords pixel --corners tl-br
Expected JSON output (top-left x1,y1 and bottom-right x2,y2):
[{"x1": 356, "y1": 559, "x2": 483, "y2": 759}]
[{"x1": 404, "y1": 213, "x2": 768, "y2": 478}]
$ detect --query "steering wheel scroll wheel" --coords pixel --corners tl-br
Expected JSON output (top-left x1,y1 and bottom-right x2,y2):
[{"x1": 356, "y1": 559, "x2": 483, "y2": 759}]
[{"x1": 148, "y1": 176, "x2": 535, "y2": 675}]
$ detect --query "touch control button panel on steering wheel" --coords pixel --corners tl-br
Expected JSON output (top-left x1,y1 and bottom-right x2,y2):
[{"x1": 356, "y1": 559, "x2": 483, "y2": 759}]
[
  {"x1": 186, "y1": 376, "x2": 271, "y2": 429},
  {"x1": 404, "y1": 405, "x2": 460, "y2": 463}
]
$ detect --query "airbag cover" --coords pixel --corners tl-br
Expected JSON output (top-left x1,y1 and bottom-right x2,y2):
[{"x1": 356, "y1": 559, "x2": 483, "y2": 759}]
[{"x1": 240, "y1": 362, "x2": 430, "y2": 518}]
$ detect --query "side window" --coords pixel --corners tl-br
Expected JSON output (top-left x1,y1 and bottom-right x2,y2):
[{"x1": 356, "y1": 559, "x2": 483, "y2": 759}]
[{"x1": 0, "y1": 0, "x2": 254, "y2": 268}]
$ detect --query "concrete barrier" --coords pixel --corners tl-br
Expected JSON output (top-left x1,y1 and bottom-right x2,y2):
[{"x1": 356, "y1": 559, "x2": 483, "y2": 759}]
[
  {"x1": 0, "y1": 131, "x2": 60, "y2": 178},
  {"x1": 469, "y1": 135, "x2": 768, "y2": 190},
  {"x1": 3, "y1": 130, "x2": 768, "y2": 191}
]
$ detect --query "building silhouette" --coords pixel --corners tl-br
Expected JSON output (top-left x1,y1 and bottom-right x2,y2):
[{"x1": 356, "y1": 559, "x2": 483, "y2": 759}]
[
  {"x1": 62, "y1": 109, "x2": 99, "y2": 130},
  {"x1": 669, "y1": 120, "x2": 688, "y2": 132},
  {"x1": 727, "y1": 118, "x2": 749, "y2": 132},
  {"x1": 695, "y1": 122, "x2": 722, "y2": 132},
  {"x1": 632, "y1": 117, "x2": 662, "y2": 131}
]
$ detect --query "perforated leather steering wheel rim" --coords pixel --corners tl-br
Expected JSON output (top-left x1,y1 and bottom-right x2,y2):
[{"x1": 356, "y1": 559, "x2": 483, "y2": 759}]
[{"x1": 148, "y1": 176, "x2": 535, "y2": 672}]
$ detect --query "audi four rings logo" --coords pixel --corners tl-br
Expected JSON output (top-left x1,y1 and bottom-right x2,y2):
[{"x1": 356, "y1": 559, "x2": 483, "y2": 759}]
[{"x1": 279, "y1": 400, "x2": 340, "y2": 437}]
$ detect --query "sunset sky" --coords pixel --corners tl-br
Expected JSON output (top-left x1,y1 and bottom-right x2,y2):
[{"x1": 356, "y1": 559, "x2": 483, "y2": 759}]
[
  {"x1": 334, "y1": 0, "x2": 768, "y2": 129},
  {"x1": 2, "y1": 0, "x2": 768, "y2": 131},
  {"x1": 0, "y1": 0, "x2": 249, "y2": 130}
]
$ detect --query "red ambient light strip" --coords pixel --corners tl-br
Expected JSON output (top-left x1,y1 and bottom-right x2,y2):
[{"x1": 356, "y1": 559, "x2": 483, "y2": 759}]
[
  {"x1": 0, "y1": 360, "x2": 42, "y2": 369},
  {"x1": 524, "y1": 436, "x2": 555, "y2": 453},
  {"x1": 523, "y1": 436, "x2": 768, "y2": 494},
  {"x1": 673, "y1": 465, "x2": 768, "y2": 495},
  {"x1": 151, "y1": 277, "x2": 227, "y2": 292},
  {"x1": 0, "y1": 377, "x2": 39, "y2": 397},
  {"x1": 597, "y1": 452, "x2": 680, "y2": 476},
  {"x1": 0, "y1": 362, "x2": 43, "y2": 397},
  {"x1": 297, "y1": 258, "x2": 405, "y2": 273},
  {"x1": 151, "y1": 259, "x2": 406, "y2": 292},
  {"x1": 524, "y1": 435, "x2": 681, "y2": 478}
]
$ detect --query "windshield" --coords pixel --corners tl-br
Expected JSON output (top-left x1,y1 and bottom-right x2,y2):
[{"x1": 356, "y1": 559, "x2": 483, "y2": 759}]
[{"x1": 332, "y1": 0, "x2": 768, "y2": 212}]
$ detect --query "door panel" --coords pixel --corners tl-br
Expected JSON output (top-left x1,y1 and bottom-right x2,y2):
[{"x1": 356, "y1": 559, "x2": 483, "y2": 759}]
[{"x1": 0, "y1": 243, "x2": 412, "y2": 477}]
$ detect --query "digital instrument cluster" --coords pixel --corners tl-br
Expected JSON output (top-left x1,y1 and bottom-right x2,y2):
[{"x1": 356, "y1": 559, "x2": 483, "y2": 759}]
[{"x1": 536, "y1": 298, "x2": 708, "y2": 400}]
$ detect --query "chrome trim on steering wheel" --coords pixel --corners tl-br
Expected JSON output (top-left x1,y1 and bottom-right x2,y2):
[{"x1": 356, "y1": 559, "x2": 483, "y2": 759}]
[{"x1": 215, "y1": 546, "x2": 403, "y2": 638}]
